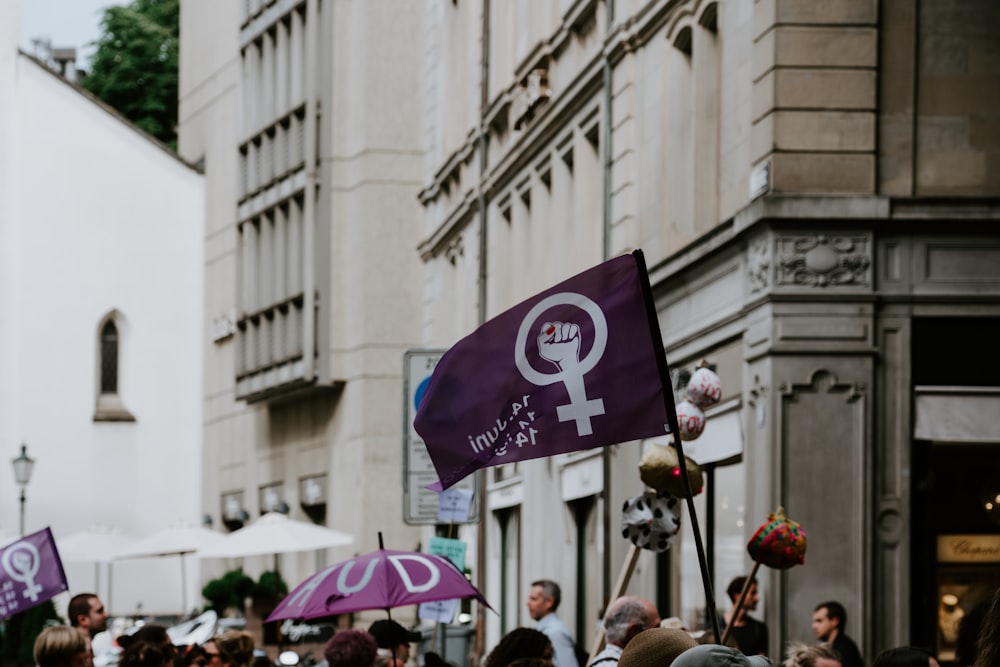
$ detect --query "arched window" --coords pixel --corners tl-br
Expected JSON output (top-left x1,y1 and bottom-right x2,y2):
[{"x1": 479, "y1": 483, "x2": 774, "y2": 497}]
[
  {"x1": 94, "y1": 313, "x2": 135, "y2": 422},
  {"x1": 100, "y1": 320, "x2": 119, "y2": 394}
]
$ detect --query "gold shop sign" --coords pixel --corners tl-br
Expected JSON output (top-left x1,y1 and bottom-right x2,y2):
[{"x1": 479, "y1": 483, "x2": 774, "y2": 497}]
[{"x1": 938, "y1": 535, "x2": 1000, "y2": 563}]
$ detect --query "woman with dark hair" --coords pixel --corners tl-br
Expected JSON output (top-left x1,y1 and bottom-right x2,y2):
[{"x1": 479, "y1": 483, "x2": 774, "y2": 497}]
[
  {"x1": 119, "y1": 625, "x2": 177, "y2": 660},
  {"x1": 484, "y1": 628, "x2": 554, "y2": 667},
  {"x1": 176, "y1": 644, "x2": 209, "y2": 667},
  {"x1": 871, "y1": 647, "x2": 940, "y2": 667},
  {"x1": 120, "y1": 641, "x2": 176, "y2": 667},
  {"x1": 973, "y1": 586, "x2": 1000, "y2": 667}
]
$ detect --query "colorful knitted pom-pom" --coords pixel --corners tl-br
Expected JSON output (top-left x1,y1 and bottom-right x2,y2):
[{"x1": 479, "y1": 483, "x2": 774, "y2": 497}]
[{"x1": 747, "y1": 507, "x2": 807, "y2": 569}]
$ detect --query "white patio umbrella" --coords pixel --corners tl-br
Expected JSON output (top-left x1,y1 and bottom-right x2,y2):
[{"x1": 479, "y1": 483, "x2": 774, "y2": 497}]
[
  {"x1": 57, "y1": 525, "x2": 134, "y2": 607},
  {"x1": 197, "y1": 512, "x2": 354, "y2": 559},
  {"x1": 114, "y1": 521, "x2": 228, "y2": 614},
  {"x1": 115, "y1": 523, "x2": 227, "y2": 559}
]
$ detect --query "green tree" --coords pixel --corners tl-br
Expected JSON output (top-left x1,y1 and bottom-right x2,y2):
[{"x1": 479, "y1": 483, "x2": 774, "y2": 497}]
[
  {"x1": 83, "y1": 0, "x2": 179, "y2": 148},
  {"x1": 0, "y1": 600, "x2": 62, "y2": 667}
]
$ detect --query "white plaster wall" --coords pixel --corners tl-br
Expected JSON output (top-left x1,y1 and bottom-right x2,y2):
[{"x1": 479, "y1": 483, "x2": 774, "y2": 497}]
[
  {"x1": 1, "y1": 55, "x2": 205, "y2": 616},
  {"x1": 1, "y1": 1, "x2": 24, "y2": 531}
]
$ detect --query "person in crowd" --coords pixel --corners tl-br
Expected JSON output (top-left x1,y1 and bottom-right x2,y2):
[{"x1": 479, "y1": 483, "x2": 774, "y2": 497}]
[
  {"x1": 324, "y1": 629, "x2": 379, "y2": 667},
  {"x1": 373, "y1": 651, "x2": 403, "y2": 667},
  {"x1": 68, "y1": 593, "x2": 110, "y2": 641},
  {"x1": 119, "y1": 624, "x2": 176, "y2": 661},
  {"x1": 120, "y1": 641, "x2": 176, "y2": 667},
  {"x1": 722, "y1": 577, "x2": 768, "y2": 656},
  {"x1": 527, "y1": 580, "x2": 579, "y2": 667},
  {"x1": 672, "y1": 644, "x2": 772, "y2": 667},
  {"x1": 485, "y1": 628, "x2": 555, "y2": 667},
  {"x1": 423, "y1": 652, "x2": 453, "y2": 667},
  {"x1": 956, "y1": 598, "x2": 990, "y2": 667},
  {"x1": 811, "y1": 602, "x2": 863, "y2": 667},
  {"x1": 973, "y1": 585, "x2": 1000, "y2": 667},
  {"x1": 871, "y1": 647, "x2": 938, "y2": 667},
  {"x1": 204, "y1": 631, "x2": 255, "y2": 667},
  {"x1": 369, "y1": 619, "x2": 422, "y2": 666},
  {"x1": 34, "y1": 625, "x2": 92, "y2": 667},
  {"x1": 176, "y1": 644, "x2": 209, "y2": 667},
  {"x1": 784, "y1": 643, "x2": 841, "y2": 667},
  {"x1": 616, "y1": 628, "x2": 698, "y2": 667},
  {"x1": 507, "y1": 660, "x2": 554, "y2": 667},
  {"x1": 590, "y1": 596, "x2": 662, "y2": 667}
]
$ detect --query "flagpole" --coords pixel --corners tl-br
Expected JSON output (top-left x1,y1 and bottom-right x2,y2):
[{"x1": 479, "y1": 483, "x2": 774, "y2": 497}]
[{"x1": 632, "y1": 249, "x2": 721, "y2": 641}]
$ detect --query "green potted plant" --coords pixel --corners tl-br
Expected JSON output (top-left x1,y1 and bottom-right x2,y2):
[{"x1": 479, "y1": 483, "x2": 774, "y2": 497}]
[
  {"x1": 202, "y1": 568, "x2": 254, "y2": 616},
  {"x1": 250, "y1": 570, "x2": 288, "y2": 618}
]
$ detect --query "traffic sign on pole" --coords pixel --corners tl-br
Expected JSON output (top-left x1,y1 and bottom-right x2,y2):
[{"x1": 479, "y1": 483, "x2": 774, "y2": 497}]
[{"x1": 403, "y1": 349, "x2": 479, "y2": 525}]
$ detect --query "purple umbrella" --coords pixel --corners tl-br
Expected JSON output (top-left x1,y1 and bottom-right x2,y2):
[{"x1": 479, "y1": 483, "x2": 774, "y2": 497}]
[{"x1": 266, "y1": 544, "x2": 492, "y2": 622}]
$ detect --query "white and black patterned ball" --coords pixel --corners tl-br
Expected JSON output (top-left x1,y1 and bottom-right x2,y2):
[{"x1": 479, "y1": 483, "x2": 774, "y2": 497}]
[{"x1": 620, "y1": 491, "x2": 682, "y2": 553}]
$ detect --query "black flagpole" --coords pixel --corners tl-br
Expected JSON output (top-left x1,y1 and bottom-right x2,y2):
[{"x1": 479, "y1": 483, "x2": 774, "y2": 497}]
[{"x1": 632, "y1": 249, "x2": 721, "y2": 641}]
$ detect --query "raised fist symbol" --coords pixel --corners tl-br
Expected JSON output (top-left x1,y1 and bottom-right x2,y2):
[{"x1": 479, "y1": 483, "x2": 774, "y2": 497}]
[{"x1": 538, "y1": 321, "x2": 581, "y2": 371}]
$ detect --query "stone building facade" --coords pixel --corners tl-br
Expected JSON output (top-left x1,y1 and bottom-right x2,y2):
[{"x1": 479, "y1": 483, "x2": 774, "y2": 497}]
[
  {"x1": 418, "y1": 0, "x2": 1000, "y2": 661},
  {"x1": 177, "y1": 0, "x2": 425, "y2": 625}
]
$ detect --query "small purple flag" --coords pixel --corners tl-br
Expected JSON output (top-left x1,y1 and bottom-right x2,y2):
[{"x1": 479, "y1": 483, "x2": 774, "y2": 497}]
[
  {"x1": 414, "y1": 252, "x2": 672, "y2": 490},
  {"x1": 0, "y1": 528, "x2": 69, "y2": 618}
]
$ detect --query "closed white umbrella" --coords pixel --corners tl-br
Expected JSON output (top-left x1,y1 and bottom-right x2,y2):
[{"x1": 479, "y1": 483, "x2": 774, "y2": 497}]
[{"x1": 197, "y1": 512, "x2": 354, "y2": 559}]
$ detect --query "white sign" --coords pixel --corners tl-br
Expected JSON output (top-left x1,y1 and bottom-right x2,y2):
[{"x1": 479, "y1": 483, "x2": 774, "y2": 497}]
[
  {"x1": 438, "y1": 488, "x2": 474, "y2": 523},
  {"x1": 749, "y1": 161, "x2": 770, "y2": 200},
  {"x1": 403, "y1": 350, "x2": 479, "y2": 525}
]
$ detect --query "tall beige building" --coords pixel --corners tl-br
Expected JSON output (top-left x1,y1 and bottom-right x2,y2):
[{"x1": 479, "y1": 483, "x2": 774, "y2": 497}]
[
  {"x1": 177, "y1": 0, "x2": 425, "y2": 631},
  {"x1": 419, "y1": 0, "x2": 1000, "y2": 662}
]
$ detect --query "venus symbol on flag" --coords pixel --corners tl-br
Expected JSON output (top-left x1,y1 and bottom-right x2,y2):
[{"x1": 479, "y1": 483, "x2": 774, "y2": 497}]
[{"x1": 515, "y1": 292, "x2": 608, "y2": 436}]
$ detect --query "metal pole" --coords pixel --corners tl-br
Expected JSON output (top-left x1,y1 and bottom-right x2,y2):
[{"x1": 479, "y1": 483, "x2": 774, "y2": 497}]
[{"x1": 19, "y1": 487, "x2": 26, "y2": 536}]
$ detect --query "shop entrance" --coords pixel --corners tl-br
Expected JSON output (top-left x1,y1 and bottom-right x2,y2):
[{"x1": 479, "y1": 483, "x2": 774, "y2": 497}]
[{"x1": 911, "y1": 442, "x2": 1000, "y2": 665}]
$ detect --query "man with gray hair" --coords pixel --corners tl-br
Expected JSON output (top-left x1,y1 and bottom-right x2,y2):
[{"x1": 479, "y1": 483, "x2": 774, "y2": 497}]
[
  {"x1": 527, "y1": 579, "x2": 579, "y2": 667},
  {"x1": 590, "y1": 596, "x2": 661, "y2": 667}
]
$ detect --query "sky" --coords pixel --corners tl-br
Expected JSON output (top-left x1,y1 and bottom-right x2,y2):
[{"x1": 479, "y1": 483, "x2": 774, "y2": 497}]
[{"x1": 19, "y1": 0, "x2": 127, "y2": 69}]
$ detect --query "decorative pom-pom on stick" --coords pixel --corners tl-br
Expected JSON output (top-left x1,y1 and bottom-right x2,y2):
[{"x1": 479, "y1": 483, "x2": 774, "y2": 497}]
[{"x1": 722, "y1": 507, "x2": 807, "y2": 646}]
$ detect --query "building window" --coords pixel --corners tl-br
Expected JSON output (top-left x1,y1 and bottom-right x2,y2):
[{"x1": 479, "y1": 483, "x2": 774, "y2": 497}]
[
  {"x1": 94, "y1": 313, "x2": 135, "y2": 422},
  {"x1": 100, "y1": 320, "x2": 119, "y2": 394}
]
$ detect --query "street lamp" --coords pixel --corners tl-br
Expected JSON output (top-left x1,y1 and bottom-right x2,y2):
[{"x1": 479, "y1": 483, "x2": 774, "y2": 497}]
[{"x1": 11, "y1": 443, "x2": 35, "y2": 536}]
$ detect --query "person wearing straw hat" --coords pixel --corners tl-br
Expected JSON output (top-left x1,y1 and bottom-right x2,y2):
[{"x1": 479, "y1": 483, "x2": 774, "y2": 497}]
[
  {"x1": 617, "y1": 628, "x2": 698, "y2": 667},
  {"x1": 591, "y1": 597, "x2": 662, "y2": 667}
]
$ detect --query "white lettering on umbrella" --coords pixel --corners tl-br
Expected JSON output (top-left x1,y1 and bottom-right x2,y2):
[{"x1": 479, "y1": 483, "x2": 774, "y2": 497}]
[
  {"x1": 337, "y1": 557, "x2": 380, "y2": 593},
  {"x1": 387, "y1": 554, "x2": 440, "y2": 593},
  {"x1": 284, "y1": 563, "x2": 340, "y2": 610}
]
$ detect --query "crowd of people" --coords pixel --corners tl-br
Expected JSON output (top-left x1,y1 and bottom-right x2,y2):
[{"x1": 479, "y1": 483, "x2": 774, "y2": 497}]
[{"x1": 27, "y1": 581, "x2": 1000, "y2": 667}]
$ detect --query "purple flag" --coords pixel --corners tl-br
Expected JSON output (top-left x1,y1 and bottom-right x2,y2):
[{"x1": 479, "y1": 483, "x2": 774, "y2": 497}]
[
  {"x1": 414, "y1": 252, "x2": 671, "y2": 490},
  {"x1": 0, "y1": 528, "x2": 69, "y2": 618}
]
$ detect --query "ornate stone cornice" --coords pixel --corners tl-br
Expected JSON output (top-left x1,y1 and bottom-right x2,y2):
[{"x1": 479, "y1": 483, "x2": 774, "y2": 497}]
[{"x1": 775, "y1": 233, "x2": 872, "y2": 289}]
